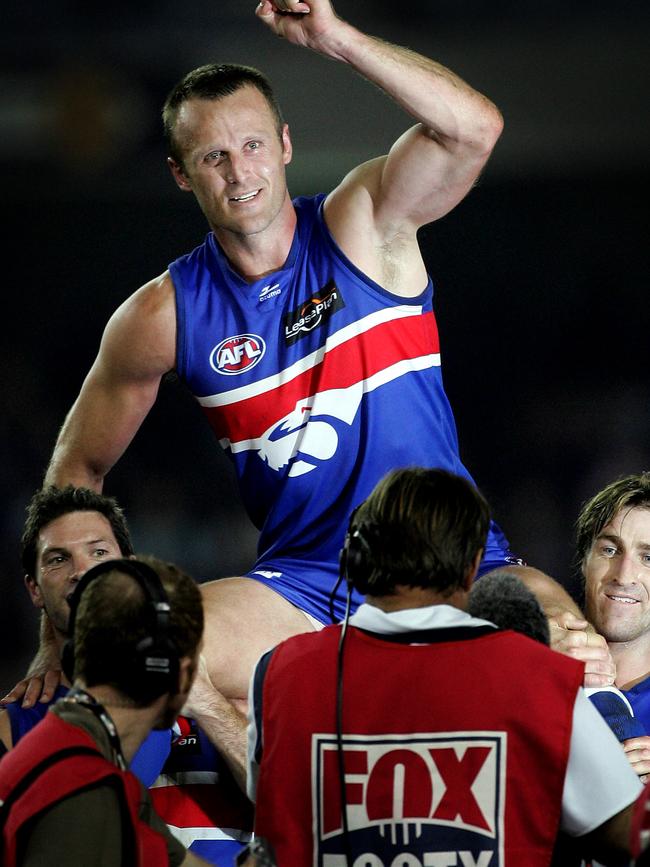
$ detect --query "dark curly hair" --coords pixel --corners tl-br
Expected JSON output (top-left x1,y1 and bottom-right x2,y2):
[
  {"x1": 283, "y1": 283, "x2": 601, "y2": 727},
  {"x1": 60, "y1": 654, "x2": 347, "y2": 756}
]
[{"x1": 21, "y1": 485, "x2": 134, "y2": 578}]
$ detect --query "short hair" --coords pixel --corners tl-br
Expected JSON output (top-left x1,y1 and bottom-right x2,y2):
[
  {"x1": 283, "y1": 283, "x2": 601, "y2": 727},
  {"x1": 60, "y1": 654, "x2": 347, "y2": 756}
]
[
  {"x1": 74, "y1": 556, "x2": 203, "y2": 704},
  {"x1": 468, "y1": 570, "x2": 550, "y2": 645},
  {"x1": 348, "y1": 467, "x2": 490, "y2": 596},
  {"x1": 21, "y1": 485, "x2": 134, "y2": 579},
  {"x1": 162, "y1": 63, "x2": 284, "y2": 168},
  {"x1": 575, "y1": 472, "x2": 650, "y2": 568}
]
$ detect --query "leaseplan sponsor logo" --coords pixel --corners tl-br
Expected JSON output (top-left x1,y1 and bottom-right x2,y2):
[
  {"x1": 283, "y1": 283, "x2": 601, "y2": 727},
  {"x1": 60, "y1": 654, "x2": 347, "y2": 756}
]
[
  {"x1": 210, "y1": 333, "x2": 266, "y2": 375},
  {"x1": 258, "y1": 282, "x2": 281, "y2": 303},
  {"x1": 283, "y1": 281, "x2": 344, "y2": 344}
]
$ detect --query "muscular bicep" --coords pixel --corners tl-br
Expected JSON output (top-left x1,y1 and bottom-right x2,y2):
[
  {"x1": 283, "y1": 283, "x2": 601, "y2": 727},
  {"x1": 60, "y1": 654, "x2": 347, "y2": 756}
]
[
  {"x1": 329, "y1": 122, "x2": 495, "y2": 241},
  {"x1": 324, "y1": 126, "x2": 495, "y2": 297},
  {"x1": 46, "y1": 273, "x2": 176, "y2": 490},
  {"x1": 377, "y1": 122, "x2": 495, "y2": 226}
]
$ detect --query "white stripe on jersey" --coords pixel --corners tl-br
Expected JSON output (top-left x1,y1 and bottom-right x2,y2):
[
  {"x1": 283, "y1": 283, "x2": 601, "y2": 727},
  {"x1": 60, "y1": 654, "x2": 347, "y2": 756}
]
[
  {"x1": 198, "y1": 305, "x2": 423, "y2": 409},
  {"x1": 166, "y1": 824, "x2": 252, "y2": 845},
  {"x1": 220, "y1": 353, "x2": 440, "y2": 459}
]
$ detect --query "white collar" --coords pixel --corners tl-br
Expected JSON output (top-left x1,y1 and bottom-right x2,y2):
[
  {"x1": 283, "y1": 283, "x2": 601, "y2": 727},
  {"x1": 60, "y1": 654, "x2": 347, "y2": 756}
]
[{"x1": 348, "y1": 602, "x2": 496, "y2": 635}]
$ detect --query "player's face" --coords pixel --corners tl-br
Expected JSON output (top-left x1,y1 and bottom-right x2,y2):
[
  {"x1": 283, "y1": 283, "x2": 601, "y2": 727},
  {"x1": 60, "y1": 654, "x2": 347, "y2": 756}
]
[
  {"x1": 169, "y1": 86, "x2": 293, "y2": 240},
  {"x1": 26, "y1": 511, "x2": 123, "y2": 636},
  {"x1": 583, "y1": 506, "x2": 650, "y2": 645}
]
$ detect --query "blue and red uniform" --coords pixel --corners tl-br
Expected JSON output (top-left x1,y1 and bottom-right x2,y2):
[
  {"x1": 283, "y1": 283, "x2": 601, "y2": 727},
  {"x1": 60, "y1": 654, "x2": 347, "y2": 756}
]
[
  {"x1": 171, "y1": 194, "x2": 518, "y2": 622},
  {"x1": 624, "y1": 677, "x2": 650, "y2": 735}
]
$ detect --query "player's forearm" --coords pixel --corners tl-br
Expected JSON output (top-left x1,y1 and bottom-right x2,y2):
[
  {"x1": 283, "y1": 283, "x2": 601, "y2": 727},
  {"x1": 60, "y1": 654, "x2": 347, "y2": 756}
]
[
  {"x1": 45, "y1": 436, "x2": 106, "y2": 491},
  {"x1": 191, "y1": 694, "x2": 249, "y2": 794},
  {"x1": 184, "y1": 656, "x2": 249, "y2": 793},
  {"x1": 312, "y1": 23, "x2": 503, "y2": 154},
  {"x1": 44, "y1": 380, "x2": 146, "y2": 491},
  {"x1": 26, "y1": 613, "x2": 63, "y2": 677},
  {"x1": 2, "y1": 614, "x2": 67, "y2": 707}
]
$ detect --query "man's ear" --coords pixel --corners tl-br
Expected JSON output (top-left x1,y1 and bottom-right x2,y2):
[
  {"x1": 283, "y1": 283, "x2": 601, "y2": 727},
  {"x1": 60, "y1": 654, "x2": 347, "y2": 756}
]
[
  {"x1": 24, "y1": 574, "x2": 44, "y2": 610},
  {"x1": 281, "y1": 122, "x2": 293, "y2": 166},
  {"x1": 167, "y1": 157, "x2": 193, "y2": 192}
]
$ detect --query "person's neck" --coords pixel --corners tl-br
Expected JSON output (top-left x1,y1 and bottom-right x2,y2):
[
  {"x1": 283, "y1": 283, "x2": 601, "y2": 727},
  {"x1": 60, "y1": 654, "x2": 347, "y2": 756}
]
[
  {"x1": 81, "y1": 684, "x2": 165, "y2": 765},
  {"x1": 365, "y1": 585, "x2": 468, "y2": 613},
  {"x1": 212, "y1": 195, "x2": 297, "y2": 284},
  {"x1": 611, "y1": 637, "x2": 650, "y2": 691}
]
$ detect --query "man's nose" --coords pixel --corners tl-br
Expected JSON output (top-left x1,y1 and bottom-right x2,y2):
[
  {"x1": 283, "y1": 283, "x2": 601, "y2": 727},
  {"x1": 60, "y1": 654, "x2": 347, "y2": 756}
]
[
  {"x1": 225, "y1": 152, "x2": 247, "y2": 183},
  {"x1": 70, "y1": 555, "x2": 94, "y2": 581},
  {"x1": 613, "y1": 553, "x2": 640, "y2": 584}
]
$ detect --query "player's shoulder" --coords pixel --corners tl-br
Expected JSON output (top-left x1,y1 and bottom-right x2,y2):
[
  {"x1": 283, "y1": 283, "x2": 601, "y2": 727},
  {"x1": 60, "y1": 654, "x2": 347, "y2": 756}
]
[
  {"x1": 324, "y1": 157, "x2": 385, "y2": 229},
  {"x1": 129, "y1": 270, "x2": 175, "y2": 313},
  {"x1": 110, "y1": 271, "x2": 176, "y2": 331},
  {"x1": 102, "y1": 271, "x2": 176, "y2": 369}
]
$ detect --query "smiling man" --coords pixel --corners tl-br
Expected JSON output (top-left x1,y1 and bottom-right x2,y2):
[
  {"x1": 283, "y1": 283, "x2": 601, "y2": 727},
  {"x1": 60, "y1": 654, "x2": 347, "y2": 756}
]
[
  {"x1": 578, "y1": 473, "x2": 650, "y2": 776},
  {"x1": 41, "y1": 0, "x2": 582, "y2": 707}
]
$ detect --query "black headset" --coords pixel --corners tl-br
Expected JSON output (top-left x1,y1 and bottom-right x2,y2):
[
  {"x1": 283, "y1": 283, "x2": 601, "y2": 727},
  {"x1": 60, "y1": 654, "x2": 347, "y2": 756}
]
[
  {"x1": 339, "y1": 507, "x2": 406, "y2": 596},
  {"x1": 338, "y1": 505, "x2": 373, "y2": 589},
  {"x1": 61, "y1": 558, "x2": 180, "y2": 703},
  {"x1": 335, "y1": 507, "x2": 417, "y2": 863},
  {"x1": 332, "y1": 506, "x2": 375, "y2": 865}
]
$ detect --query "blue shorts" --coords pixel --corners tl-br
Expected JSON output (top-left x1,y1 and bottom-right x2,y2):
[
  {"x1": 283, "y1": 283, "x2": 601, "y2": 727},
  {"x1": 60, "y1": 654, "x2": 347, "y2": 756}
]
[
  {"x1": 246, "y1": 520, "x2": 519, "y2": 624},
  {"x1": 246, "y1": 556, "x2": 355, "y2": 625}
]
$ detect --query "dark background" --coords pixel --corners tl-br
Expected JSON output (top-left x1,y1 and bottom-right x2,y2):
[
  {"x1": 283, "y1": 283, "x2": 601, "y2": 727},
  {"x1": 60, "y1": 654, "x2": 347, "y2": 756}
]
[{"x1": 2, "y1": 2, "x2": 649, "y2": 690}]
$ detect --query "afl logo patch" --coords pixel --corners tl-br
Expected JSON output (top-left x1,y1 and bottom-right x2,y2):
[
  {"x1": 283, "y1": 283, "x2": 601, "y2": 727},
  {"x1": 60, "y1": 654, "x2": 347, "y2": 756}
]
[{"x1": 210, "y1": 333, "x2": 265, "y2": 375}]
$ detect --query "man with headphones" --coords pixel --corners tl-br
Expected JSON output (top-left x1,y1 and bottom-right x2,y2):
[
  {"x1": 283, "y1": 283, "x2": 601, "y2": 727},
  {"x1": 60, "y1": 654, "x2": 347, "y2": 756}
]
[
  {"x1": 0, "y1": 485, "x2": 253, "y2": 865},
  {"x1": 247, "y1": 467, "x2": 650, "y2": 866},
  {"x1": 0, "y1": 556, "x2": 212, "y2": 866}
]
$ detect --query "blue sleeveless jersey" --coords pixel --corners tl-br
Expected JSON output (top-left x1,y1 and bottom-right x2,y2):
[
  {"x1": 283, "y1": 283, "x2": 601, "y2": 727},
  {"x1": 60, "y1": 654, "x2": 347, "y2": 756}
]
[
  {"x1": 624, "y1": 676, "x2": 650, "y2": 734},
  {"x1": 5, "y1": 686, "x2": 69, "y2": 745},
  {"x1": 171, "y1": 194, "x2": 516, "y2": 622}
]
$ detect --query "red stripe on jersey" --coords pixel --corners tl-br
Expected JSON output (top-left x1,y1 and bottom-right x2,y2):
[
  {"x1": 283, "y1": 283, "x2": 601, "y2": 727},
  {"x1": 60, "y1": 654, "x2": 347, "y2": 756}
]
[
  {"x1": 150, "y1": 783, "x2": 253, "y2": 830},
  {"x1": 203, "y1": 311, "x2": 439, "y2": 443}
]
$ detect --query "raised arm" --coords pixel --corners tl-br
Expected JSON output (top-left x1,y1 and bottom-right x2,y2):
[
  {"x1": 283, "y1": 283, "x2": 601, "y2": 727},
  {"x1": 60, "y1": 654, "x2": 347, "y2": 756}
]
[
  {"x1": 44, "y1": 273, "x2": 176, "y2": 491},
  {"x1": 257, "y1": 0, "x2": 503, "y2": 249}
]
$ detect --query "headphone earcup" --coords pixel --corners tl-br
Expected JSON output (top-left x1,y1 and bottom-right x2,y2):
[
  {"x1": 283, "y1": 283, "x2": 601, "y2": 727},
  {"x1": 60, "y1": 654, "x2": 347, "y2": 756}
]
[
  {"x1": 131, "y1": 634, "x2": 180, "y2": 702},
  {"x1": 343, "y1": 527, "x2": 375, "y2": 594},
  {"x1": 60, "y1": 558, "x2": 180, "y2": 702}
]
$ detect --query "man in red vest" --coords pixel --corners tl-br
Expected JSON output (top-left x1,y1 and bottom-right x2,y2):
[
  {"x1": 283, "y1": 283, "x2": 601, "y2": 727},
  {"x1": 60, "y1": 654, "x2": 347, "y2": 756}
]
[
  {"x1": 0, "y1": 556, "x2": 211, "y2": 866},
  {"x1": 247, "y1": 467, "x2": 650, "y2": 866}
]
